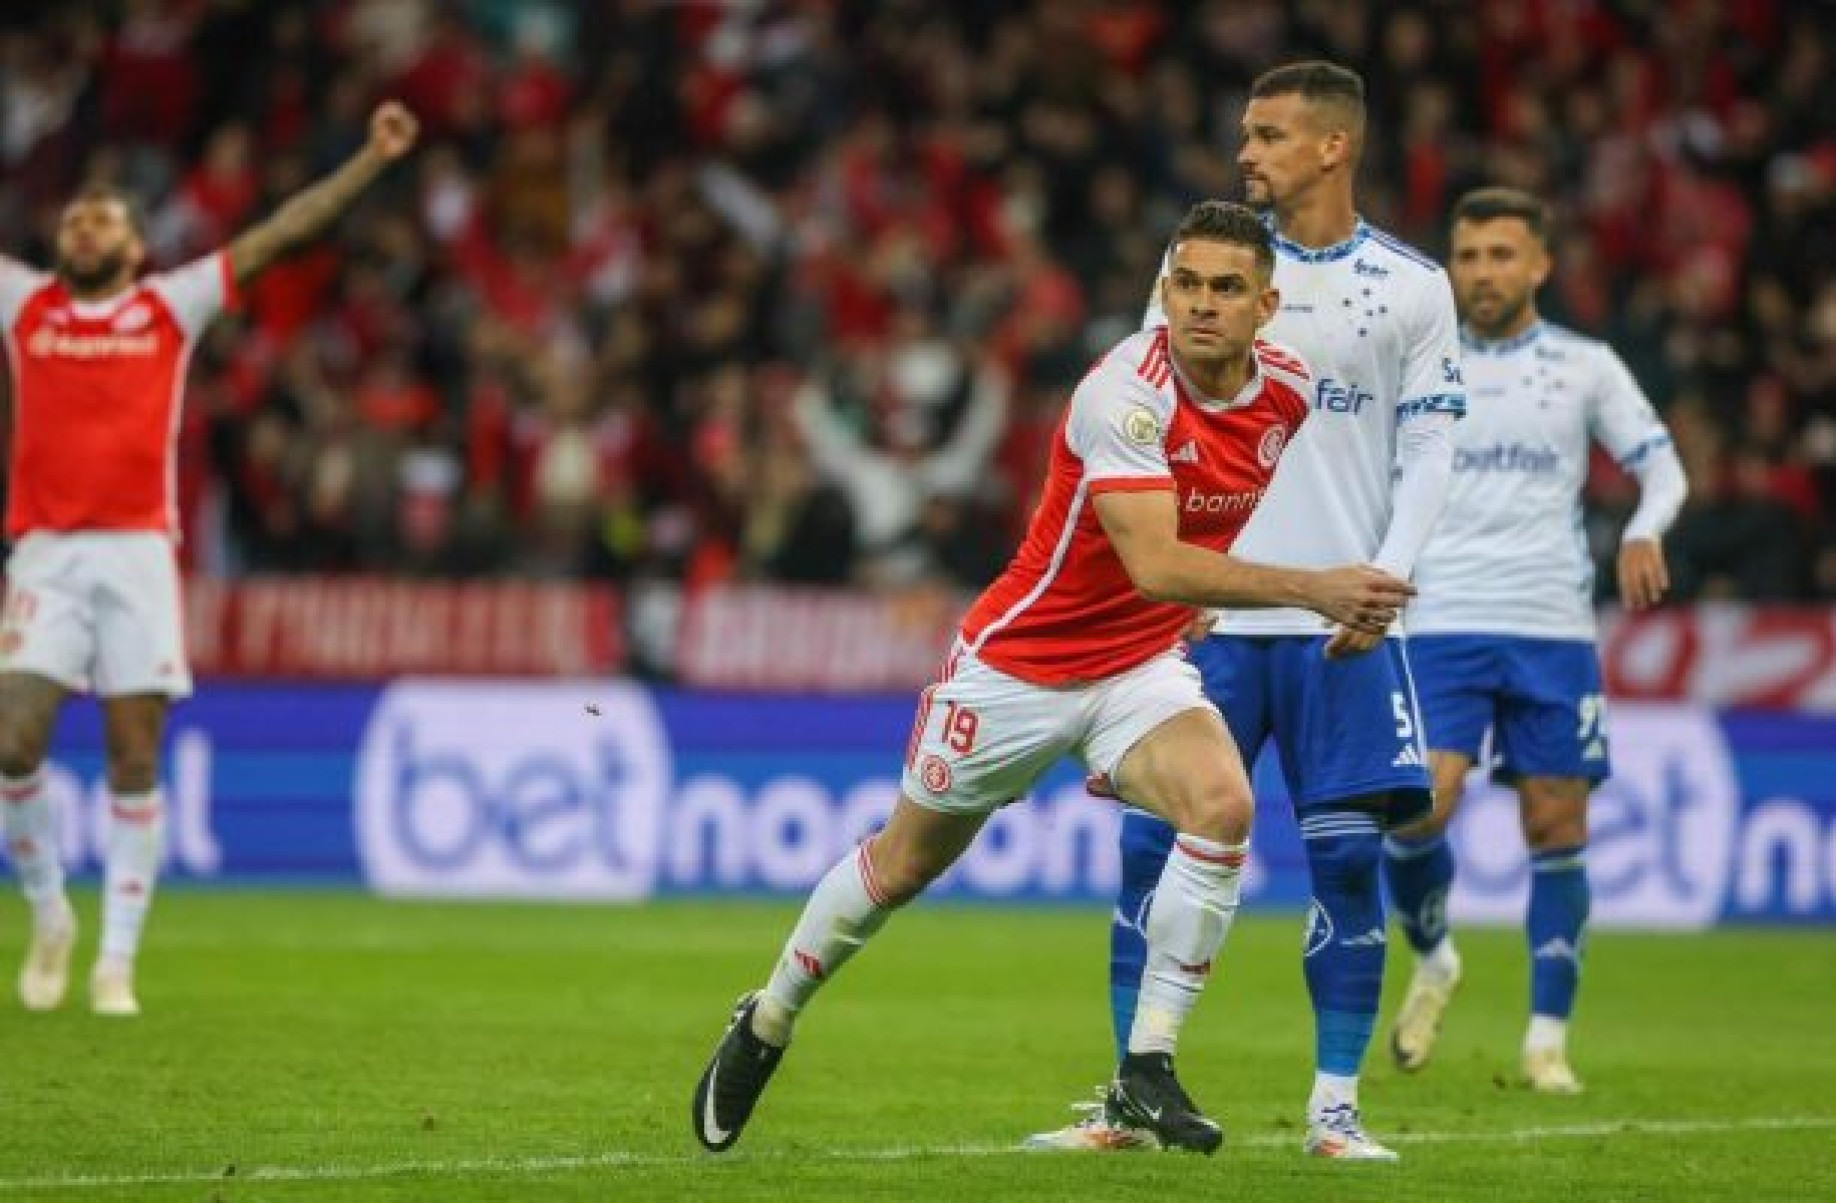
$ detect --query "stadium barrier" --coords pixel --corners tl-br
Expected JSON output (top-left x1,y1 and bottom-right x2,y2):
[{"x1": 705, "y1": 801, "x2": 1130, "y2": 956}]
[
  {"x1": 180, "y1": 578, "x2": 622, "y2": 677},
  {"x1": 25, "y1": 681, "x2": 1836, "y2": 926},
  {"x1": 126, "y1": 576, "x2": 1836, "y2": 706},
  {"x1": 658, "y1": 582, "x2": 1836, "y2": 708}
]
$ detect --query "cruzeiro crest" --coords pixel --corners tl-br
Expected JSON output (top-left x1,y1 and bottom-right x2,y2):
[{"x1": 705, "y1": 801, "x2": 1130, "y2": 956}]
[{"x1": 1303, "y1": 898, "x2": 1335, "y2": 958}]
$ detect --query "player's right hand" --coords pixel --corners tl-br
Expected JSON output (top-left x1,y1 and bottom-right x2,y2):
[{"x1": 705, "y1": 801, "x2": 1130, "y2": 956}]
[
  {"x1": 1323, "y1": 624, "x2": 1385, "y2": 659},
  {"x1": 1618, "y1": 538, "x2": 1669, "y2": 610},
  {"x1": 1308, "y1": 564, "x2": 1413, "y2": 636}
]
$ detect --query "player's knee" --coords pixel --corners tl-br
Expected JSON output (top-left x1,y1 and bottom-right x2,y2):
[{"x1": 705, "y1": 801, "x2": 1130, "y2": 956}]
[
  {"x1": 1523, "y1": 807, "x2": 1587, "y2": 852},
  {"x1": 105, "y1": 746, "x2": 161, "y2": 795},
  {"x1": 1167, "y1": 775, "x2": 1253, "y2": 844},
  {"x1": 0, "y1": 741, "x2": 45, "y2": 780},
  {"x1": 106, "y1": 762, "x2": 159, "y2": 796},
  {"x1": 1520, "y1": 780, "x2": 1588, "y2": 851},
  {"x1": 104, "y1": 719, "x2": 164, "y2": 794},
  {"x1": 0, "y1": 705, "x2": 52, "y2": 777}
]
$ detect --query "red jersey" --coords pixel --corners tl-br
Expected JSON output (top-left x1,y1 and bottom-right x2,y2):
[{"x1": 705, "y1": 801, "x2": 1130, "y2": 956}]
[
  {"x1": 960, "y1": 328, "x2": 1312, "y2": 684},
  {"x1": 0, "y1": 253, "x2": 237, "y2": 537}
]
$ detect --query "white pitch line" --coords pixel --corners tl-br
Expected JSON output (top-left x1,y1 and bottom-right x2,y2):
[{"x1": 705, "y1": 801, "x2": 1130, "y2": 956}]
[{"x1": 3, "y1": 1116, "x2": 1833, "y2": 1193}]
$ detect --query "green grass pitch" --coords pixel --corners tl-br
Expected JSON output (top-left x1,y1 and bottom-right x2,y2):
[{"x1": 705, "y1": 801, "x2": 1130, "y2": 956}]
[{"x1": 0, "y1": 892, "x2": 1830, "y2": 1201}]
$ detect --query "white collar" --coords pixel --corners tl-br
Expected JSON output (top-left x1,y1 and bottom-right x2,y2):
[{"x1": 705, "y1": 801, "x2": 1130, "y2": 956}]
[
  {"x1": 67, "y1": 284, "x2": 137, "y2": 320},
  {"x1": 1172, "y1": 349, "x2": 1263, "y2": 413}
]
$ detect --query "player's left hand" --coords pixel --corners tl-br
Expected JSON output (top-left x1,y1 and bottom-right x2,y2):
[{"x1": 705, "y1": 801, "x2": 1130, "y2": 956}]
[
  {"x1": 368, "y1": 101, "x2": 421, "y2": 160},
  {"x1": 1181, "y1": 610, "x2": 1216, "y2": 644},
  {"x1": 1617, "y1": 537, "x2": 1669, "y2": 610},
  {"x1": 1323, "y1": 624, "x2": 1385, "y2": 659}
]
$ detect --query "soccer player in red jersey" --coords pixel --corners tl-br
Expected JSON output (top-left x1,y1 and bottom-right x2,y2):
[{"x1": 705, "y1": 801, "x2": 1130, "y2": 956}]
[
  {"x1": 0, "y1": 101, "x2": 420, "y2": 1017},
  {"x1": 692, "y1": 200, "x2": 1415, "y2": 1155}
]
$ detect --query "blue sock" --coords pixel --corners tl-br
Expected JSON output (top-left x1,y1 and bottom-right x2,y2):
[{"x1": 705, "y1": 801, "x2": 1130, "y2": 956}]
[
  {"x1": 1527, "y1": 844, "x2": 1589, "y2": 1019},
  {"x1": 1300, "y1": 813, "x2": 1387, "y2": 1077},
  {"x1": 1382, "y1": 832, "x2": 1454, "y2": 955},
  {"x1": 1109, "y1": 808, "x2": 1174, "y2": 1063}
]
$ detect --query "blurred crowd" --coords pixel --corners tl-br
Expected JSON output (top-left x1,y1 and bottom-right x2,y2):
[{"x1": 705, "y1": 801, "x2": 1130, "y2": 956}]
[{"x1": 0, "y1": 0, "x2": 1832, "y2": 600}]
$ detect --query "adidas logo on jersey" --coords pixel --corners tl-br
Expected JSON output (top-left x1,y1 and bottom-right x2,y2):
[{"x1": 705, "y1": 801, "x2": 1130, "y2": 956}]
[
  {"x1": 1169, "y1": 440, "x2": 1199, "y2": 464},
  {"x1": 1392, "y1": 743, "x2": 1424, "y2": 768},
  {"x1": 1533, "y1": 937, "x2": 1581, "y2": 963}
]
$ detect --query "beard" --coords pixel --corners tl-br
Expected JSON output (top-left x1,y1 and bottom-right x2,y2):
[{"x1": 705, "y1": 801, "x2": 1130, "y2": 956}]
[
  {"x1": 1466, "y1": 290, "x2": 1532, "y2": 336},
  {"x1": 56, "y1": 246, "x2": 130, "y2": 292}
]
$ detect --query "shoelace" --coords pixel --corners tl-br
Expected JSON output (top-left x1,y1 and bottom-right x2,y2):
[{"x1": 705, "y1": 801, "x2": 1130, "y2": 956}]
[{"x1": 1314, "y1": 1102, "x2": 1366, "y2": 1137}]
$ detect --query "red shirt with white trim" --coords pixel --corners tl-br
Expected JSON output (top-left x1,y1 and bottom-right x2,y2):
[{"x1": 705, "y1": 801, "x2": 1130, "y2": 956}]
[
  {"x1": 0, "y1": 252, "x2": 238, "y2": 537},
  {"x1": 960, "y1": 327, "x2": 1312, "y2": 684}
]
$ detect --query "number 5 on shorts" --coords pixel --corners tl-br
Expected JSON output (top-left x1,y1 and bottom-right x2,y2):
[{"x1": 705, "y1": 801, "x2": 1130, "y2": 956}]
[{"x1": 1391, "y1": 692, "x2": 1416, "y2": 741}]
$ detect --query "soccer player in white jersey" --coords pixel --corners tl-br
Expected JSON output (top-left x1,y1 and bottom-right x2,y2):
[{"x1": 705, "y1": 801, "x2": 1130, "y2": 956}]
[
  {"x1": 1382, "y1": 187, "x2": 1686, "y2": 1093},
  {"x1": 0, "y1": 102, "x2": 420, "y2": 1016},
  {"x1": 691, "y1": 202, "x2": 1416, "y2": 1155},
  {"x1": 1031, "y1": 62, "x2": 1465, "y2": 1160}
]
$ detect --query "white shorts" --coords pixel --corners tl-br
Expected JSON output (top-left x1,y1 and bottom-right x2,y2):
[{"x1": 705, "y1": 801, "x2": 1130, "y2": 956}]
[
  {"x1": 0, "y1": 532, "x2": 192, "y2": 698},
  {"x1": 898, "y1": 645, "x2": 1217, "y2": 816}
]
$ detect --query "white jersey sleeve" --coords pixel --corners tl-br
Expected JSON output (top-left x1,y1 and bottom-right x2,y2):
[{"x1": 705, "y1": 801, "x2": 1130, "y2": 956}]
[
  {"x1": 1396, "y1": 270, "x2": 1468, "y2": 423},
  {"x1": 145, "y1": 251, "x2": 237, "y2": 341},
  {"x1": 1587, "y1": 345, "x2": 1670, "y2": 468},
  {"x1": 1586, "y1": 344, "x2": 1684, "y2": 540},
  {"x1": 1065, "y1": 348, "x2": 1173, "y2": 490},
  {"x1": 1373, "y1": 409, "x2": 1457, "y2": 578},
  {"x1": 0, "y1": 257, "x2": 48, "y2": 330},
  {"x1": 1372, "y1": 273, "x2": 1464, "y2": 575}
]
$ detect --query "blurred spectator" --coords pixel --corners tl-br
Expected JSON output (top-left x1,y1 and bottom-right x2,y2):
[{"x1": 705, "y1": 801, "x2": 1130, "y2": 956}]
[
  {"x1": 0, "y1": 0, "x2": 1830, "y2": 604},
  {"x1": 793, "y1": 326, "x2": 1009, "y2": 587}
]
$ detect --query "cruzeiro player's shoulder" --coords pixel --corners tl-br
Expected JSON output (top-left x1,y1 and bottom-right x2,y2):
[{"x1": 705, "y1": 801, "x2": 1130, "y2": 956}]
[
  {"x1": 1532, "y1": 322, "x2": 1647, "y2": 391},
  {"x1": 1535, "y1": 320, "x2": 1617, "y2": 364},
  {"x1": 1357, "y1": 221, "x2": 1448, "y2": 286}
]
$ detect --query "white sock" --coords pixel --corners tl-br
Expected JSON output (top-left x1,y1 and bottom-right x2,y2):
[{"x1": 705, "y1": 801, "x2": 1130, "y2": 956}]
[
  {"x1": 1421, "y1": 936, "x2": 1461, "y2": 980},
  {"x1": 2, "y1": 769, "x2": 68, "y2": 926},
  {"x1": 755, "y1": 842, "x2": 900, "y2": 1046},
  {"x1": 1128, "y1": 834, "x2": 1246, "y2": 1057},
  {"x1": 1525, "y1": 1013, "x2": 1568, "y2": 1055},
  {"x1": 1309, "y1": 1071, "x2": 1359, "y2": 1118},
  {"x1": 101, "y1": 790, "x2": 165, "y2": 961}
]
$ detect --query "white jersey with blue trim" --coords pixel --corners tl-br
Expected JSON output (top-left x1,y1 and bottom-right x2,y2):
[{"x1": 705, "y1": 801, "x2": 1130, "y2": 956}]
[
  {"x1": 1408, "y1": 321, "x2": 1671, "y2": 640},
  {"x1": 1148, "y1": 218, "x2": 1466, "y2": 635}
]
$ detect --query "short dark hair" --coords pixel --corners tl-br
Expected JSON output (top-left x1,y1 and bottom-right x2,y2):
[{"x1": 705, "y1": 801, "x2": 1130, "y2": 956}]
[
  {"x1": 66, "y1": 183, "x2": 147, "y2": 239},
  {"x1": 1173, "y1": 200, "x2": 1274, "y2": 277},
  {"x1": 1450, "y1": 186, "x2": 1551, "y2": 243},
  {"x1": 1249, "y1": 61, "x2": 1366, "y2": 131}
]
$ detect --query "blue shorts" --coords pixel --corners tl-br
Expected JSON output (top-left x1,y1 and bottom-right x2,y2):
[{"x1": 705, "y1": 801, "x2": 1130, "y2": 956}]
[
  {"x1": 1409, "y1": 634, "x2": 1611, "y2": 783},
  {"x1": 1189, "y1": 634, "x2": 1431, "y2": 825}
]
